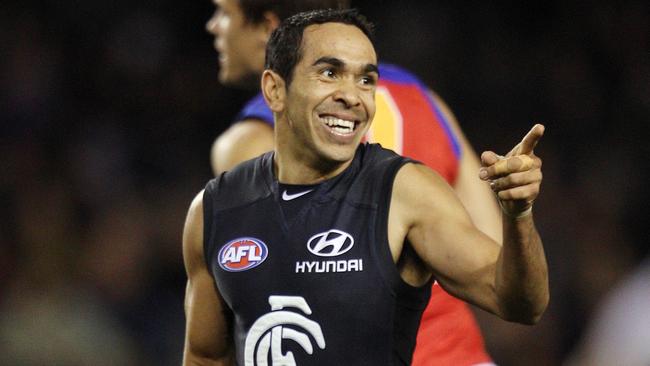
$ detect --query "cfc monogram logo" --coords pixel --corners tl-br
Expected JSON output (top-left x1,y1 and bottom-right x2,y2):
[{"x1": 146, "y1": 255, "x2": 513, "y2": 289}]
[{"x1": 244, "y1": 296, "x2": 326, "y2": 365}]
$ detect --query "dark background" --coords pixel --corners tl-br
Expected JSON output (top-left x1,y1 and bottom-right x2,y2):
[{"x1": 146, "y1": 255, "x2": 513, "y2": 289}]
[{"x1": 1, "y1": 1, "x2": 648, "y2": 365}]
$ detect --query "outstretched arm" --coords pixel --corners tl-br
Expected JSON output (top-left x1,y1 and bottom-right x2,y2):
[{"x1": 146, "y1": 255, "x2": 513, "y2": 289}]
[
  {"x1": 182, "y1": 191, "x2": 234, "y2": 365},
  {"x1": 210, "y1": 119, "x2": 274, "y2": 175},
  {"x1": 390, "y1": 124, "x2": 549, "y2": 324},
  {"x1": 479, "y1": 124, "x2": 549, "y2": 323}
]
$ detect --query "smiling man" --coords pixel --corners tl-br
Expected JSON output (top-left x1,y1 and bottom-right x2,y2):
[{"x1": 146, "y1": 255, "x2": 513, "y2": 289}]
[
  {"x1": 205, "y1": 2, "x2": 504, "y2": 365},
  {"x1": 183, "y1": 9, "x2": 549, "y2": 365},
  {"x1": 269, "y1": 30, "x2": 378, "y2": 177}
]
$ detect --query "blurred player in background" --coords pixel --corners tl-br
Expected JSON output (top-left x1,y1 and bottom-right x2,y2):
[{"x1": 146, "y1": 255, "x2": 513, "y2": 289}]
[
  {"x1": 205, "y1": 0, "x2": 502, "y2": 364},
  {"x1": 565, "y1": 257, "x2": 650, "y2": 366}
]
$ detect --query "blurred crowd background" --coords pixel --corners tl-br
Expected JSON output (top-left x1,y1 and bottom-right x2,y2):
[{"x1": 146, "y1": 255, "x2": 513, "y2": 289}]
[{"x1": 1, "y1": 1, "x2": 648, "y2": 365}]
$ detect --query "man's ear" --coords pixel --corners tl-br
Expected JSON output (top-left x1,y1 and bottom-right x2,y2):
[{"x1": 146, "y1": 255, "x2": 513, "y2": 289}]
[{"x1": 261, "y1": 70, "x2": 286, "y2": 113}]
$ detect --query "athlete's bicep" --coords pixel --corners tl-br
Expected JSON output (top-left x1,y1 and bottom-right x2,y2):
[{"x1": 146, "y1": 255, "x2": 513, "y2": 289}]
[
  {"x1": 182, "y1": 191, "x2": 233, "y2": 365},
  {"x1": 392, "y1": 163, "x2": 502, "y2": 313},
  {"x1": 211, "y1": 119, "x2": 274, "y2": 175}
]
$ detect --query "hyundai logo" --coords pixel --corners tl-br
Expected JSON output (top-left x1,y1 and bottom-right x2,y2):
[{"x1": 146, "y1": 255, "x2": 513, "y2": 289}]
[{"x1": 307, "y1": 229, "x2": 354, "y2": 257}]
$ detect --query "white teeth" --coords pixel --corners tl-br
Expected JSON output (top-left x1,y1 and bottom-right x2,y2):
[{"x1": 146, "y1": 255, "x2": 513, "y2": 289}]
[{"x1": 322, "y1": 116, "x2": 355, "y2": 132}]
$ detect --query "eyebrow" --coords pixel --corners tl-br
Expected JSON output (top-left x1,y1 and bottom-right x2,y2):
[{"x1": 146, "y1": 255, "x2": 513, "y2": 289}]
[
  {"x1": 364, "y1": 64, "x2": 380, "y2": 76},
  {"x1": 313, "y1": 56, "x2": 344, "y2": 69},
  {"x1": 312, "y1": 57, "x2": 380, "y2": 77}
]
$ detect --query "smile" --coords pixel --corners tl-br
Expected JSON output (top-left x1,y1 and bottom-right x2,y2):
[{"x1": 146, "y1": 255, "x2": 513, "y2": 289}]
[{"x1": 320, "y1": 115, "x2": 358, "y2": 136}]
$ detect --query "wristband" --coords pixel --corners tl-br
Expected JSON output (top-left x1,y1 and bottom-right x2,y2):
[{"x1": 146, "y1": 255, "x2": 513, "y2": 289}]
[{"x1": 499, "y1": 202, "x2": 533, "y2": 219}]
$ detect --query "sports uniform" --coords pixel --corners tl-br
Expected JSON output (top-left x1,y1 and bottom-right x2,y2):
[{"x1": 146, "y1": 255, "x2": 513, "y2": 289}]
[
  {"x1": 203, "y1": 144, "x2": 430, "y2": 365},
  {"x1": 231, "y1": 63, "x2": 493, "y2": 365}
]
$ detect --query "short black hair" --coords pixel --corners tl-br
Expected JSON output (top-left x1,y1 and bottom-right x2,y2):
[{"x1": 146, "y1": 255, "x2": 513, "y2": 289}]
[
  {"x1": 265, "y1": 8, "x2": 375, "y2": 86},
  {"x1": 239, "y1": 0, "x2": 350, "y2": 24}
]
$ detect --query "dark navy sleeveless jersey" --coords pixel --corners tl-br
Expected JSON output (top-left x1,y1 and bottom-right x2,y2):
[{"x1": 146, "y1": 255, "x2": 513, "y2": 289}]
[{"x1": 203, "y1": 143, "x2": 431, "y2": 365}]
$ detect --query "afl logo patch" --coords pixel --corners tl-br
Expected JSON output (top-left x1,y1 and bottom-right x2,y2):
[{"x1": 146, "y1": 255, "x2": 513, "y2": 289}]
[{"x1": 218, "y1": 237, "x2": 268, "y2": 272}]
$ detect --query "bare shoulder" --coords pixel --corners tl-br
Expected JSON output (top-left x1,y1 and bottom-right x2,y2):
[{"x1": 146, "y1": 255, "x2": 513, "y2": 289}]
[
  {"x1": 392, "y1": 162, "x2": 472, "y2": 228},
  {"x1": 183, "y1": 190, "x2": 206, "y2": 273},
  {"x1": 393, "y1": 163, "x2": 456, "y2": 206},
  {"x1": 219, "y1": 119, "x2": 274, "y2": 142},
  {"x1": 211, "y1": 119, "x2": 274, "y2": 174},
  {"x1": 395, "y1": 162, "x2": 448, "y2": 189}
]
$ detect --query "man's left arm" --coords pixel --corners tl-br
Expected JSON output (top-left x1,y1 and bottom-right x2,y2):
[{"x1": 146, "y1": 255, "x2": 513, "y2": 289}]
[
  {"x1": 391, "y1": 124, "x2": 549, "y2": 324},
  {"x1": 480, "y1": 124, "x2": 549, "y2": 323}
]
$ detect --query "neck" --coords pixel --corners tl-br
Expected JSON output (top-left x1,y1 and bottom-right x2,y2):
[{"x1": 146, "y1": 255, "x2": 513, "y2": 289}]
[{"x1": 273, "y1": 145, "x2": 353, "y2": 185}]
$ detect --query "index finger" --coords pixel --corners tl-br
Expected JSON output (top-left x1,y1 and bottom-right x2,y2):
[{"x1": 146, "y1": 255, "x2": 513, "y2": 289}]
[{"x1": 518, "y1": 124, "x2": 545, "y2": 155}]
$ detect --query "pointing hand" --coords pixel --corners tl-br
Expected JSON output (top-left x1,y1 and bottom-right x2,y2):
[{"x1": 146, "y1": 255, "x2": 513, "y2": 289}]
[{"x1": 479, "y1": 124, "x2": 545, "y2": 218}]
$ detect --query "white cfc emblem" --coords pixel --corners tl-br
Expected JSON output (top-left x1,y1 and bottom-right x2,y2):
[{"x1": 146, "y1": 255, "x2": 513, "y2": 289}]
[{"x1": 244, "y1": 296, "x2": 326, "y2": 365}]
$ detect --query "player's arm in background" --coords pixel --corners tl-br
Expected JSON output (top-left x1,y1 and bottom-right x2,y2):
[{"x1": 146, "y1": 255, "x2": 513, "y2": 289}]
[
  {"x1": 429, "y1": 90, "x2": 503, "y2": 243},
  {"x1": 391, "y1": 125, "x2": 549, "y2": 324},
  {"x1": 210, "y1": 119, "x2": 274, "y2": 175},
  {"x1": 182, "y1": 191, "x2": 234, "y2": 366}
]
